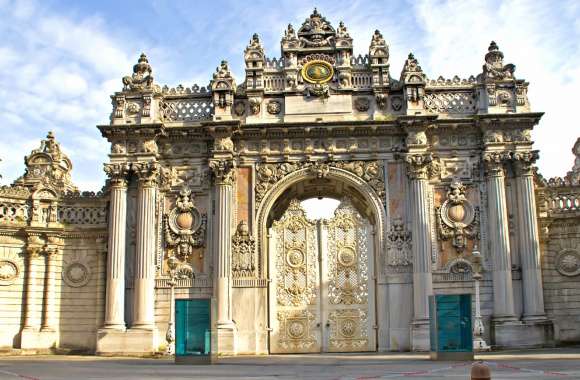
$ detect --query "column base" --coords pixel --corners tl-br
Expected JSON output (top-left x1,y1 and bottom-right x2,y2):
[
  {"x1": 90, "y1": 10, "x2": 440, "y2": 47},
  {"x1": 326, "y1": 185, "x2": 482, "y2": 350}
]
[
  {"x1": 96, "y1": 328, "x2": 158, "y2": 356},
  {"x1": 491, "y1": 318, "x2": 554, "y2": 348},
  {"x1": 411, "y1": 319, "x2": 430, "y2": 352},
  {"x1": 20, "y1": 328, "x2": 57, "y2": 350},
  {"x1": 214, "y1": 323, "x2": 237, "y2": 356}
]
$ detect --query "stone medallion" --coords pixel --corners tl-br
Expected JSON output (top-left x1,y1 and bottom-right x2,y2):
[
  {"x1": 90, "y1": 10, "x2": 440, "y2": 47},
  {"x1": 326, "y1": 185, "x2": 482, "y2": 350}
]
[
  {"x1": 0, "y1": 259, "x2": 19, "y2": 286},
  {"x1": 63, "y1": 262, "x2": 91, "y2": 287},
  {"x1": 556, "y1": 249, "x2": 580, "y2": 277}
]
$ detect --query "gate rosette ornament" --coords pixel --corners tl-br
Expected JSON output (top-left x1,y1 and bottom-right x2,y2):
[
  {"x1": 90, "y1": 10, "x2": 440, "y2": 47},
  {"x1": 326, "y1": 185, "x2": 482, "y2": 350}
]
[
  {"x1": 164, "y1": 188, "x2": 207, "y2": 261},
  {"x1": 436, "y1": 180, "x2": 479, "y2": 253}
]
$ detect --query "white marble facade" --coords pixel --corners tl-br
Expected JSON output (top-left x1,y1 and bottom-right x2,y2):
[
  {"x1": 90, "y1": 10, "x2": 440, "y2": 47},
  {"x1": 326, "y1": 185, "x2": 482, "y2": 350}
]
[{"x1": 0, "y1": 10, "x2": 579, "y2": 355}]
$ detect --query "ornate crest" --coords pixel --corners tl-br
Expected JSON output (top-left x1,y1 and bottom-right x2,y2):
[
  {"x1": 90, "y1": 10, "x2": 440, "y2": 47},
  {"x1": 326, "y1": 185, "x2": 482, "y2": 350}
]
[
  {"x1": 297, "y1": 8, "x2": 335, "y2": 48},
  {"x1": 164, "y1": 188, "x2": 207, "y2": 262},
  {"x1": 436, "y1": 180, "x2": 479, "y2": 253}
]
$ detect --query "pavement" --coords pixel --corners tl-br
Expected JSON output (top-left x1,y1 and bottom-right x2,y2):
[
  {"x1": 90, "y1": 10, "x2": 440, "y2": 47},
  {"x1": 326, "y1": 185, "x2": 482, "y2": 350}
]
[{"x1": 1, "y1": 347, "x2": 580, "y2": 380}]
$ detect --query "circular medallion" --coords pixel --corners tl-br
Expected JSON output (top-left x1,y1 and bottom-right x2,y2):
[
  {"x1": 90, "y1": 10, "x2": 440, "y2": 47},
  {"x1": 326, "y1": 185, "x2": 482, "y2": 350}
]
[
  {"x1": 337, "y1": 247, "x2": 356, "y2": 267},
  {"x1": 0, "y1": 260, "x2": 19, "y2": 286},
  {"x1": 286, "y1": 249, "x2": 305, "y2": 268},
  {"x1": 339, "y1": 319, "x2": 356, "y2": 337},
  {"x1": 287, "y1": 320, "x2": 306, "y2": 339},
  {"x1": 63, "y1": 262, "x2": 91, "y2": 287},
  {"x1": 302, "y1": 60, "x2": 334, "y2": 84},
  {"x1": 556, "y1": 249, "x2": 580, "y2": 277}
]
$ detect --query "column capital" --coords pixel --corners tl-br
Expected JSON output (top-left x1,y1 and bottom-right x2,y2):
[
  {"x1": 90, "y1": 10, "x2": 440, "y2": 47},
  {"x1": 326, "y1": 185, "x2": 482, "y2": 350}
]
[
  {"x1": 104, "y1": 162, "x2": 130, "y2": 187},
  {"x1": 512, "y1": 150, "x2": 539, "y2": 177},
  {"x1": 133, "y1": 161, "x2": 159, "y2": 187},
  {"x1": 26, "y1": 235, "x2": 44, "y2": 257},
  {"x1": 209, "y1": 158, "x2": 236, "y2": 186},
  {"x1": 404, "y1": 153, "x2": 439, "y2": 180},
  {"x1": 482, "y1": 151, "x2": 511, "y2": 177}
]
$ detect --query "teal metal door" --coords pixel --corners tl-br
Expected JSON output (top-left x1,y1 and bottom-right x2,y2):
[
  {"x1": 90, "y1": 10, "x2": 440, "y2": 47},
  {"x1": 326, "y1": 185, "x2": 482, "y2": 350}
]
[
  {"x1": 429, "y1": 294, "x2": 472, "y2": 353},
  {"x1": 175, "y1": 299, "x2": 211, "y2": 356}
]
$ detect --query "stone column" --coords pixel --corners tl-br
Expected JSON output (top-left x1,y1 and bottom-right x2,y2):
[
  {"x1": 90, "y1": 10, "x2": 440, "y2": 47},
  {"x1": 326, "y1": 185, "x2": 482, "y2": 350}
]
[
  {"x1": 210, "y1": 159, "x2": 235, "y2": 326},
  {"x1": 483, "y1": 152, "x2": 516, "y2": 321},
  {"x1": 132, "y1": 162, "x2": 158, "y2": 330},
  {"x1": 513, "y1": 151, "x2": 546, "y2": 320},
  {"x1": 103, "y1": 166, "x2": 128, "y2": 330},
  {"x1": 210, "y1": 157, "x2": 237, "y2": 354},
  {"x1": 41, "y1": 245, "x2": 59, "y2": 331},
  {"x1": 405, "y1": 154, "x2": 434, "y2": 351}
]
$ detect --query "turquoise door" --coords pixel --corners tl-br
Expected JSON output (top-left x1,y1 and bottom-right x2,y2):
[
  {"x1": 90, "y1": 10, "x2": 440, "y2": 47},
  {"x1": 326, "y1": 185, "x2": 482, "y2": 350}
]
[
  {"x1": 175, "y1": 299, "x2": 211, "y2": 356},
  {"x1": 430, "y1": 294, "x2": 472, "y2": 352}
]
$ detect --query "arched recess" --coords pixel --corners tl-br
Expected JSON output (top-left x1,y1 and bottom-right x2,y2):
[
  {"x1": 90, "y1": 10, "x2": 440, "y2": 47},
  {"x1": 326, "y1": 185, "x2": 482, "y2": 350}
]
[
  {"x1": 254, "y1": 165, "x2": 388, "y2": 353},
  {"x1": 255, "y1": 165, "x2": 387, "y2": 282}
]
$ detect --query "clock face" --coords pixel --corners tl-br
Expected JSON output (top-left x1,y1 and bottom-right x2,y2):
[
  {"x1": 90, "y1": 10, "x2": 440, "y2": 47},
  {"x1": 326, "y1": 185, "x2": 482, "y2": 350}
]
[{"x1": 302, "y1": 60, "x2": 333, "y2": 84}]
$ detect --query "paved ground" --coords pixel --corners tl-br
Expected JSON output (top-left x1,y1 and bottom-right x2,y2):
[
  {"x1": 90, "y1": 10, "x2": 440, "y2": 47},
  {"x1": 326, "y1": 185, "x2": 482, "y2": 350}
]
[{"x1": 1, "y1": 348, "x2": 580, "y2": 380}]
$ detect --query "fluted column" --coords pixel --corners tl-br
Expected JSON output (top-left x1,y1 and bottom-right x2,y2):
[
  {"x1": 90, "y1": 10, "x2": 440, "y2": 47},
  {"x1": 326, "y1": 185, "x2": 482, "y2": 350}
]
[
  {"x1": 210, "y1": 159, "x2": 236, "y2": 327},
  {"x1": 41, "y1": 244, "x2": 59, "y2": 331},
  {"x1": 513, "y1": 151, "x2": 546, "y2": 320},
  {"x1": 23, "y1": 243, "x2": 42, "y2": 331},
  {"x1": 132, "y1": 162, "x2": 158, "y2": 330},
  {"x1": 405, "y1": 154, "x2": 434, "y2": 326},
  {"x1": 483, "y1": 152, "x2": 516, "y2": 321},
  {"x1": 103, "y1": 165, "x2": 129, "y2": 330}
]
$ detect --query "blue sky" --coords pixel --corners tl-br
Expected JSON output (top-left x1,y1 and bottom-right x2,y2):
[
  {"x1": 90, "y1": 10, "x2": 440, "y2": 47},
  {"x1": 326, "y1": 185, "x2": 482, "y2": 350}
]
[{"x1": 0, "y1": 0, "x2": 578, "y2": 190}]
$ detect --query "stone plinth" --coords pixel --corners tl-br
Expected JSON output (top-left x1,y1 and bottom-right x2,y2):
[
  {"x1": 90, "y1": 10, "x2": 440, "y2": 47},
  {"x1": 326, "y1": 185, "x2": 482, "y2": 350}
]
[{"x1": 96, "y1": 329, "x2": 158, "y2": 356}]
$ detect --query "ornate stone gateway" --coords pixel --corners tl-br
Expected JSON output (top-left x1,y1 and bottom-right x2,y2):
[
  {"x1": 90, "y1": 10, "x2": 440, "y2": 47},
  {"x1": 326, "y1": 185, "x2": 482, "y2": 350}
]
[{"x1": 269, "y1": 199, "x2": 375, "y2": 353}]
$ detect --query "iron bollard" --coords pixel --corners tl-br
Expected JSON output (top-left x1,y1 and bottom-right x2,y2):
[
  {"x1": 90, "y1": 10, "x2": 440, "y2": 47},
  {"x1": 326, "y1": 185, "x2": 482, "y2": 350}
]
[{"x1": 471, "y1": 362, "x2": 491, "y2": 380}]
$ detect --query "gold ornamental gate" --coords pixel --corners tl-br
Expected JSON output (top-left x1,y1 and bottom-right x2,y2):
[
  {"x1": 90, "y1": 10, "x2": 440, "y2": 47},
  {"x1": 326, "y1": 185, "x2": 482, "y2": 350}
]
[{"x1": 268, "y1": 199, "x2": 376, "y2": 353}]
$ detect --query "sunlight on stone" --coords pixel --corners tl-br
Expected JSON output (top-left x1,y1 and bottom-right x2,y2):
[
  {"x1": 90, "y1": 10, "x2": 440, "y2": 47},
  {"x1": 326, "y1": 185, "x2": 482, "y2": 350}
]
[{"x1": 301, "y1": 197, "x2": 340, "y2": 220}]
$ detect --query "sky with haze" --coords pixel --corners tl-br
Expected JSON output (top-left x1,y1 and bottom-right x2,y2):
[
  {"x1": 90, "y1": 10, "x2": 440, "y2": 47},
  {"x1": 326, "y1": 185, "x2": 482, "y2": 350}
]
[{"x1": 0, "y1": 0, "x2": 578, "y2": 191}]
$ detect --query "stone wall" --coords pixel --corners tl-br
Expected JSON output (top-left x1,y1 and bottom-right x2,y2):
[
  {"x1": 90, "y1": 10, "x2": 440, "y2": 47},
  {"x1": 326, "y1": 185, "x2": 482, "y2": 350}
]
[{"x1": 0, "y1": 195, "x2": 108, "y2": 352}]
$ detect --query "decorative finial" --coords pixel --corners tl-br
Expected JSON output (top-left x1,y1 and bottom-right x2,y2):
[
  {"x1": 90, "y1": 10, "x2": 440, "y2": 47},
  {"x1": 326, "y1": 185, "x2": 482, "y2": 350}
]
[
  {"x1": 488, "y1": 41, "x2": 499, "y2": 52},
  {"x1": 312, "y1": 7, "x2": 320, "y2": 17},
  {"x1": 47, "y1": 131, "x2": 55, "y2": 140}
]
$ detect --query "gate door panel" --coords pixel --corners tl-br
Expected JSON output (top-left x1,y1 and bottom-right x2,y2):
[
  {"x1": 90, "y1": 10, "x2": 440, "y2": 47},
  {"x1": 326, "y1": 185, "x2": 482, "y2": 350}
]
[
  {"x1": 322, "y1": 200, "x2": 376, "y2": 352},
  {"x1": 269, "y1": 200, "x2": 321, "y2": 353}
]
